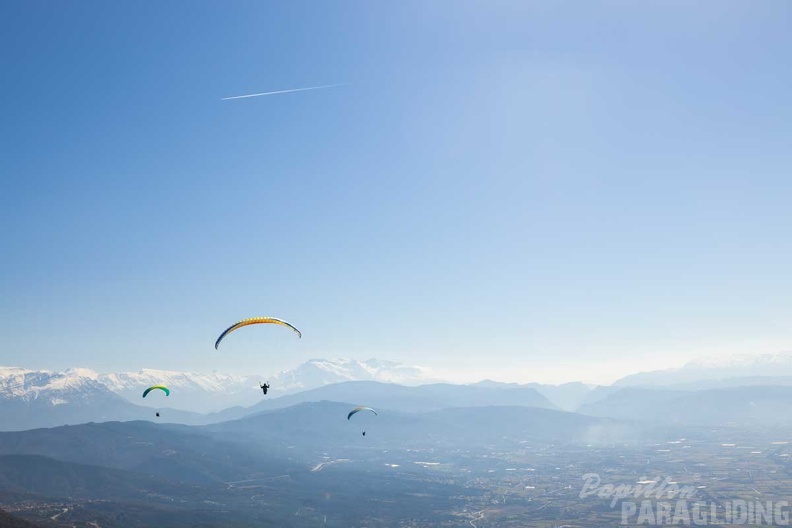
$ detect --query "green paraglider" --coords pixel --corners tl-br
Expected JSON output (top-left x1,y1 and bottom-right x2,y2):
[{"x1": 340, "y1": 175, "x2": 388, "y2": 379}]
[
  {"x1": 143, "y1": 386, "x2": 169, "y2": 419},
  {"x1": 142, "y1": 385, "x2": 170, "y2": 398}
]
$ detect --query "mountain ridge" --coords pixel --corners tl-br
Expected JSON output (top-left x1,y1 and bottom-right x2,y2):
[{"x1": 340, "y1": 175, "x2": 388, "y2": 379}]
[
  {"x1": 614, "y1": 351, "x2": 792, "y2": 387},
  {"x1": 0, "y1": 358, "x2": 438, "y2": 414}
]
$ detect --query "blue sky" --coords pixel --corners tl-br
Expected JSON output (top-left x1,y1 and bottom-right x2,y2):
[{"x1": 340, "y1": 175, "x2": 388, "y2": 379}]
[{"x1": 2, "y1": 1, "x2": 791, "y2": 384}]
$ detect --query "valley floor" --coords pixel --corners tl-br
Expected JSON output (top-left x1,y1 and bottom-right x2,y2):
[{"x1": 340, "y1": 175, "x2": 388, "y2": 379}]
[{"x1": 3, "y1": 425, "x2": 792, "y2": 527}]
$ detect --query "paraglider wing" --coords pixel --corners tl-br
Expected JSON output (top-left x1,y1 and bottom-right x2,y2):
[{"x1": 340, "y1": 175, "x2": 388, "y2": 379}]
[
  {"x1": 347, "y1": 406, "x2": 377, "y2": 420},
  {"x1": 214, "y1": 317, "x2": 302, "y2": 349},
  {"x1": 142, "y1": 385, "x2": 170, "y2": 398}
]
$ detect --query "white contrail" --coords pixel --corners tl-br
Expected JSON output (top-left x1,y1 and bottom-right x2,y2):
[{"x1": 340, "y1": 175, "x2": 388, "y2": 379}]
[{"x1": 221, "y1": 83, "x2": 346, "y2": 101}]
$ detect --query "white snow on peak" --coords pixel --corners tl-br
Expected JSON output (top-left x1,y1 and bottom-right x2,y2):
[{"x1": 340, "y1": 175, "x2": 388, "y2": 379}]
[
  {"x1": 0, "y1": 366, "x2": 109, "y2": 401},
  {"x1": 0, "y1": 358, "x2": 436, "y2": 412},
  {"x1": 269, "y1": 358, "x2": 435, "y2": 393},
  {"x1": 64, "y1": 367, "x2": 101, "y2": 380},
  {"x1": 99, "y1": 369, "x2": 252, "y2": 393}
]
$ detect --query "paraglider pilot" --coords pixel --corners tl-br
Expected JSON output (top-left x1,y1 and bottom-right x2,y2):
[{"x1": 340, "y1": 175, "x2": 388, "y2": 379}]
[{"x1": 260, "y1": 382, "x2": 270, "y2": 395}]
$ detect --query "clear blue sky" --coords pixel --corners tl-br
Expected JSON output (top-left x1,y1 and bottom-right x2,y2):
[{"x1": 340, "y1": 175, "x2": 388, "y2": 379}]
[{"x1": 2, "y1": 1, "x2": 791, "y2": 383}]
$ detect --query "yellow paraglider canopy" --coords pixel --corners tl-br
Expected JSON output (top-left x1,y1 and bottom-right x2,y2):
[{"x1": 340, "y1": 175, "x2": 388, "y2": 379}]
[{"x1": 214, "y1": 317, "x2": 301, "y2": 349}]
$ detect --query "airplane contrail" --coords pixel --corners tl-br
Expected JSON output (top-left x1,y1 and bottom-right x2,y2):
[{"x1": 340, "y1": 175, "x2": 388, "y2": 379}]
[{"x1": 221, "y1": 83, "x2": 346, "y2": 101}]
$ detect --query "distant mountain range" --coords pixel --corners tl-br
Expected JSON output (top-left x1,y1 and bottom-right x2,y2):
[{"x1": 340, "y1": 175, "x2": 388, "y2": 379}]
[
  {"x1": 246, "y1": 380, "x2": 559, "y2": 414},
  {"x1": 3, "y1": 352, "x2": 792, "y2": 432},
  {"x1": 0, "y1": 367, "x2": 206, "y2": 431},
  {"x1": 208, "y1": 400, "x2": 639, "y2": 450},
  {"x1": 0, "y1": 359, "x2": 438, "y2": 415},
  {"x1": 578, "y1": 384, "x2": 792, "y2": 427},
  {"x1": 0, "y1": 404, "x2": 633, "y2": 463},
  {"x1": 268, "y1": 357, "x2": 436, "y2": 393},
  {"x1": 0, "y1": 379, "x2": 564, "y2": 433},
  {"x1": 614, "y1": 351, "x2": 792, "y2": 387},
  {"x1": 572, "y1": 352, "x2": 792, "y2": 426},
  {"x1": 2, "y1": 353, "x2": 792, "y2": 525},
  {"x1": 0, "y1": 361, "x2": 565, "y2": 431}
]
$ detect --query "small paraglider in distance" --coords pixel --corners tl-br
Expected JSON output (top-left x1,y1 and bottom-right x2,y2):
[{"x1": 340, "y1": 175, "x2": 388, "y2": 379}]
[
  {"x1": 348, "y1": 406, "x2": 376, "y2": 438},
  {"x1": 260, "y1": 382, "x2": 270, "y2": 395},
  {"x1": 347, "y1": 406, "x2": 377, "y2": 420}
]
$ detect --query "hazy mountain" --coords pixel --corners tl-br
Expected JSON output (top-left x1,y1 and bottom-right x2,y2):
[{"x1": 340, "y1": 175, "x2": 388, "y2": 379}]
[
  {"x1": 578, "y1": 384, "x2": 792, "y2": 426},
  {"x1": 0, "y1": 412, "x2": 481, "y2": 527},
  {"x1": 0, "y1": 366, "x2": 554, "y2": 430},
  {"x1": 0, "y1": 400, "x2": 739, "y2": 527},
  {"x1": 0, "y1": 421, "x2": 290, "y2": 485},
  {"x1": 473, "y1": 380, "x2": 595, "y2": 411},
  {"x1": 523, "y1": 382, "x2": 595, "y2": 411},
  {"x1": 614, "y1": 352, "x2": 792, "y2": 388},
  {"x1": 211, "y1": 400, "x2": 640, "y2": 450},
  {"x1": 577, "y1": 385, "x2": 624, "y2": 408},
  {"x1": 664, "y1": 375, "x2": 792, "y2": 391},
  {"x1": 577, "y1": 387, "x2": 686, "y2": 421},
  {"x1": 0, "y1": 402, "x2": 632, "y2": 465},
  {"x1": 246, "y1": 380, "x2": 559, "y2": 414}
]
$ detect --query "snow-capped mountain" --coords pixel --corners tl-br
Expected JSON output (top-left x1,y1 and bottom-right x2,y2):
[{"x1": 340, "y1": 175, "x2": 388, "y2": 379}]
[
  {"x1": 104, "y1": 358, "x2": 436, "y2": 412},
  {"x1": 0, "y1": 367, "x2": 109, "y2": 405},
  {"x1": 98, "y1": 369, "x2": 262, "y2": 413},
  {"x1": 0, "y1": 367, "x2": 156, "y2": 431},
  {"x1": 614, "y1": 351, "x2": 792, "y2": 387},
  {"x1": 0, "y1": 359, "x2": 437, "y2": 415},
  {"x1": 268, "y1": 358, "x2": 436, "y2": 394}
]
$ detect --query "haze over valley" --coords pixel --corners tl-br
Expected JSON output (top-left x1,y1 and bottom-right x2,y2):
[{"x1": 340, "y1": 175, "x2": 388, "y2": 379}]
[
  {"x1": 3, "y1": 0, "x2": 791, "y2": 526},
  {"x1": 0, "y1": 353, "x2": 791, "y2": 526}
]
